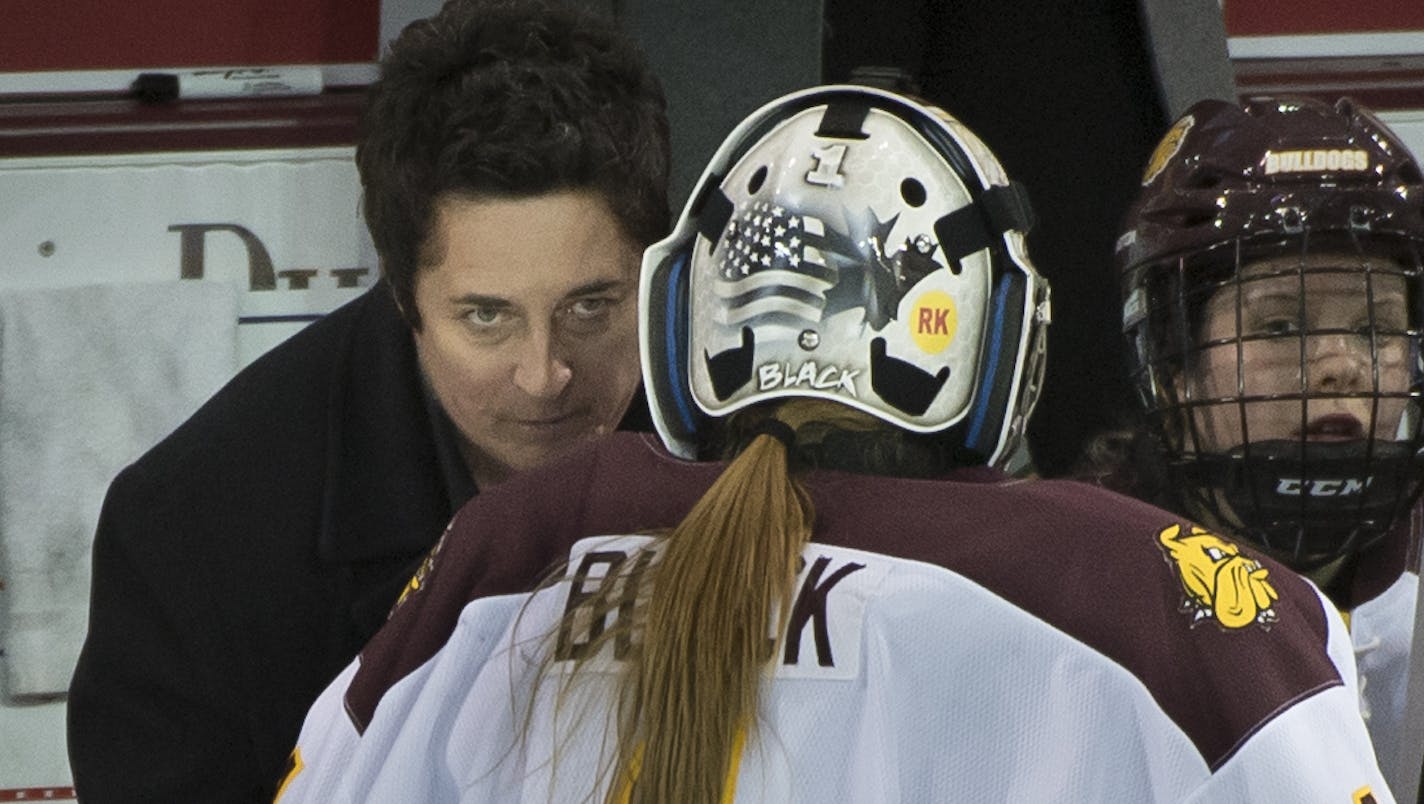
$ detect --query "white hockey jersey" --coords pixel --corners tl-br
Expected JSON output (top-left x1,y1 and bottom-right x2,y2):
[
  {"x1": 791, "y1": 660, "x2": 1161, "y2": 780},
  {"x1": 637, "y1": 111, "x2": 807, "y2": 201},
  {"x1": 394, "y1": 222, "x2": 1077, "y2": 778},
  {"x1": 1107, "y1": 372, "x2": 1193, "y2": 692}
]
[
  {"x1": 277, "y1": 433, "x2": 1392, "y2": 803},
  {"x1": 1353, "y1": 570, "x2": 1418, "y2": 790}
]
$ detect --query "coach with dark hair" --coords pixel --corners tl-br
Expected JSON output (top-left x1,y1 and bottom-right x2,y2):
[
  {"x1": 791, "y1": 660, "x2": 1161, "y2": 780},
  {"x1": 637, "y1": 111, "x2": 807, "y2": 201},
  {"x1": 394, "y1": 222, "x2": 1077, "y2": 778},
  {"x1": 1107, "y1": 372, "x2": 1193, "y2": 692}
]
[{"x1": 66, "y1": 1, "x2": 670, "y2": 799}]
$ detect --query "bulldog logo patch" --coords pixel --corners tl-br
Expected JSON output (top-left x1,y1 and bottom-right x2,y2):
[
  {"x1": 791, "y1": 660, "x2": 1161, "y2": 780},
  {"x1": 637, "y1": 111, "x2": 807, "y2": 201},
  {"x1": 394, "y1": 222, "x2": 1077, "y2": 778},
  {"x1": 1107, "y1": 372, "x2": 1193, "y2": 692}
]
[
  {"x1": 1158, "y1": 523, "x2": 1278, "y2": 630},
  {"x1": 1141, "y1": 114, "x2": 1193, "y2": 186}
]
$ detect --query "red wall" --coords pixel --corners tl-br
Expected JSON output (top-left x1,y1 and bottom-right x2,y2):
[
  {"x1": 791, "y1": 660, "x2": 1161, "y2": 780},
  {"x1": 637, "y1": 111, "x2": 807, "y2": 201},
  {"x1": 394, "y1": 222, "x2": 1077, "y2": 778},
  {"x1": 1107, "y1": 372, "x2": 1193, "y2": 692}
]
[
  {"x1": 1, "y1": 0, "x2": 379, "y2": 70},
  {"x1": 1225, "y1": 0, "x2": 1424, "y2": 36}
]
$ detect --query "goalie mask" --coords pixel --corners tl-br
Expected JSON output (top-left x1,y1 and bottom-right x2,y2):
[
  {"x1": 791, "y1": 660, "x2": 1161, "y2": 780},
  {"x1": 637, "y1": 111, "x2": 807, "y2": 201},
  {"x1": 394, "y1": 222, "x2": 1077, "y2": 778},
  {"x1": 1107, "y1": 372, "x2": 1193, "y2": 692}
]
[
  {"x1": 1118, "y1": 96, "x2": 1424, "y2": 570},
  {"x1": 640, "y1": 85, "x2": 1048, "y2": 466}
]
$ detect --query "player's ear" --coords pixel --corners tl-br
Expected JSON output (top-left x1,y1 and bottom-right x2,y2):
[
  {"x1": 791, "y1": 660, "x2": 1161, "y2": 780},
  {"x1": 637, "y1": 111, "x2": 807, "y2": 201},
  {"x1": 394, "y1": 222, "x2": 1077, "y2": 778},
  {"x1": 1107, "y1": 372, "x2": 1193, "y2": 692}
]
[{"x1": 388, "y1": 283, "x2": 420, "y2": 331}]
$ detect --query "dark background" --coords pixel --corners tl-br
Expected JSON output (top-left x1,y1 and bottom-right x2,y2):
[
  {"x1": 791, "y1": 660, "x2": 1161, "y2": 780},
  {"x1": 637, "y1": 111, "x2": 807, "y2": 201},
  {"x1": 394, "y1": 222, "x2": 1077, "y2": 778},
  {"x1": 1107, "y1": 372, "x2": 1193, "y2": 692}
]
[{"x1": 820, "y1": 0, "x2": 1166, "y2": 475}]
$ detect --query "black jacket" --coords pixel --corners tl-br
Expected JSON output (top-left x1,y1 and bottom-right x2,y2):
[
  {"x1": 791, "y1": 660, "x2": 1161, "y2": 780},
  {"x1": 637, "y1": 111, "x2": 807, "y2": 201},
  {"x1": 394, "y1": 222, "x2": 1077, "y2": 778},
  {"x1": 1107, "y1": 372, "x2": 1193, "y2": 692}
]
[{"x1": 68, "y1": 284, "x2": 466, "y2": 801}]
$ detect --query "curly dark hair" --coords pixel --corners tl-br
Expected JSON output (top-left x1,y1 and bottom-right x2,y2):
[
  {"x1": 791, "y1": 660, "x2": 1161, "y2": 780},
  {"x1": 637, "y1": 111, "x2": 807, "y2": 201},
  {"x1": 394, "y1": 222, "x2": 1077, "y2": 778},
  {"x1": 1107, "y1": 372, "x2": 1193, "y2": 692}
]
[{"x1": 357, "y1": 0, "x2": 671, "y2": 327}]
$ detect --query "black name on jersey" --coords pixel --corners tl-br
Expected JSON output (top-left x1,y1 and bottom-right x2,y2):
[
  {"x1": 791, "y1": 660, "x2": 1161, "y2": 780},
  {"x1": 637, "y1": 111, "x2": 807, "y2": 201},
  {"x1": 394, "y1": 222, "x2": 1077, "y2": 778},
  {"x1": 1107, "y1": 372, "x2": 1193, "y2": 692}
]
[
  {"x1": 553, "y1": 548, "x2": 865, "y2": 668},
  {"x1": 554, "y1": 548, "x2": 654, "y2": 662}
]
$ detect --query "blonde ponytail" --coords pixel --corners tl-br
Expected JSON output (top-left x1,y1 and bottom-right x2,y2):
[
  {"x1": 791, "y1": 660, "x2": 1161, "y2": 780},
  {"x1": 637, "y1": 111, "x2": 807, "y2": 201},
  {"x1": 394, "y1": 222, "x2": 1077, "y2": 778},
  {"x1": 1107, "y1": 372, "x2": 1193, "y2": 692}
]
[{"x1": 538, "y1": 400, "x2": 883, "y2": 803}]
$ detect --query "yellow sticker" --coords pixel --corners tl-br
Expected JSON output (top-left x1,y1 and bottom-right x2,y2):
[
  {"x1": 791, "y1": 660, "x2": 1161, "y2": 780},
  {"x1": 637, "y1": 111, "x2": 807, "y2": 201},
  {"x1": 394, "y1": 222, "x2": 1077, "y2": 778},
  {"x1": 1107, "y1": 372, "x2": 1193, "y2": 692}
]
[{"x1": 909, "y1": 290, "x2": 957, "y2": 354}]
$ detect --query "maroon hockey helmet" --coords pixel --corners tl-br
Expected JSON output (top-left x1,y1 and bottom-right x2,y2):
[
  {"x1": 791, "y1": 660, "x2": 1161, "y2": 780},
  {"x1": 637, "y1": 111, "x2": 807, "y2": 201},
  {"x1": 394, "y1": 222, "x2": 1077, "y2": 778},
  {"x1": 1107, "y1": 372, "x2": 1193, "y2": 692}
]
[{"x1": 1117, "y1": 96, "x2": 1424, "y2": 571}]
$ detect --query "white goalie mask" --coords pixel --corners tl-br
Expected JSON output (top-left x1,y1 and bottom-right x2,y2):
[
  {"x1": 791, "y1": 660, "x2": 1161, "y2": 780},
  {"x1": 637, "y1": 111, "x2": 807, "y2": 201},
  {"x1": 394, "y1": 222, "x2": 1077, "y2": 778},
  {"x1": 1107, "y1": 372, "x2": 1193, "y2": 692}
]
[{"x1": 640, "y1": 85, "x2": 1049, "y2": 465}]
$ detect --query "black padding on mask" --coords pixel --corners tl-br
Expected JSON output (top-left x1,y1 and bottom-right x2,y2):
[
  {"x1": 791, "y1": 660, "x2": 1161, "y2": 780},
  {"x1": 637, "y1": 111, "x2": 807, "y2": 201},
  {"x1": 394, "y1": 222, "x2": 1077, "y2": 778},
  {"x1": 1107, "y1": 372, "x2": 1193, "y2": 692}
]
[
  {"x1": 815, "y1": 101, "x2": 871, "y2": 140},
  {"x1": 696, "y1": 187, "x2": 735, "y2": 251},
  {"x1": 704, "y1": 326, "x2": 756, "y2": 402},
  {"x1": 686, "y1": 171, "x2": 723, "y2": 217},
  {"x1": 934, "y1": 206, "x2": 990, "y2": 272},
  {"x1": 647, "y1": 249, "x2": 701, "y2": 443},
  {"x1": 964, "y1": 272, "x2": 1028, "y2": 457},
  {"x1": 982, "y1": 182, "x2": 1036, "y2": 235},
  {"x1": 870, "y1": 337, "x2": 949, "y2": 416},
  {"x1": 935, "y1": 182, "x2": 1036, "y2": 271}
]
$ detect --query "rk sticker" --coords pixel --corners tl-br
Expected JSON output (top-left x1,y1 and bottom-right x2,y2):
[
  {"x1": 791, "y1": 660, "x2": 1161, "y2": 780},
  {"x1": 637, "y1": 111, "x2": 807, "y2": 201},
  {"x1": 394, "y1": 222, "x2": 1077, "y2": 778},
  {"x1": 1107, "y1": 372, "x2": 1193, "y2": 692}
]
[{"x1": 908, "y1": 290, "x2": 957, "y2": 354}]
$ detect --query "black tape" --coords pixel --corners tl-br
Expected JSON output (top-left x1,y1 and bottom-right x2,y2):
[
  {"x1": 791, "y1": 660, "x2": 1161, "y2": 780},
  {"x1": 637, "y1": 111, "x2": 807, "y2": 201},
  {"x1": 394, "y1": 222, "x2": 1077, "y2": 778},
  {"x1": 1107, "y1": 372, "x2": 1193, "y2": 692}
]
[
  {"x1": 703, "y1": 326, "x2": 755, "y2": 401},
  {"x1": 814, "y1": 101, "x2": 871, "y2": 140},
  {"x1": 696, "y1": 186, "x2": 735, "y2": 252},
  {"x1": 982, "y1": 182, "x2": 1036, "y2": 235}
]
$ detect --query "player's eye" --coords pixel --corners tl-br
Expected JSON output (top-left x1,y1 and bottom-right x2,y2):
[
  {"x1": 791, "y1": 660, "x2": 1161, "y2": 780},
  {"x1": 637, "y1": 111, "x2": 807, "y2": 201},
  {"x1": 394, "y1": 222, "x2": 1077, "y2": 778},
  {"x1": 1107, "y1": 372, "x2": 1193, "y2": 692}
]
[
  {"x1": 1259, "y1": 316, "x2": 1299, "y2": 336},
  {"x1": 567, "y1": 297, "x2": 612, "y2": 320},
  {"x1": 464, "y1": 305, "x2": 511, "y2": 329}
]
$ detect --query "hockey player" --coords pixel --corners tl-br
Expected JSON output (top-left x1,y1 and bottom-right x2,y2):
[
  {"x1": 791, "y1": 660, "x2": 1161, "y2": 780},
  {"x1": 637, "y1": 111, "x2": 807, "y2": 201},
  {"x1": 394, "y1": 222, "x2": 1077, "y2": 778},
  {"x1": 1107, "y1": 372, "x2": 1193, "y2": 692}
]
[
  {"x1": 1114, "y1": 95, "x2": 1424, "y2": 788},
  {"x1": 277, "y1": 85, "x2": 1391, "y2": 802}
]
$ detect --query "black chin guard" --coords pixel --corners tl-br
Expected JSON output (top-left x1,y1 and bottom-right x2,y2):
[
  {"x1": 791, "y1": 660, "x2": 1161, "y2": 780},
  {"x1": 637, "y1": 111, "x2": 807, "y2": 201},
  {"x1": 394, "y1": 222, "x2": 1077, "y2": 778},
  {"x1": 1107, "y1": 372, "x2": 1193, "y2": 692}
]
[{"x1": 1178, "y1": 439, "x2": 1424, "y2": 571}]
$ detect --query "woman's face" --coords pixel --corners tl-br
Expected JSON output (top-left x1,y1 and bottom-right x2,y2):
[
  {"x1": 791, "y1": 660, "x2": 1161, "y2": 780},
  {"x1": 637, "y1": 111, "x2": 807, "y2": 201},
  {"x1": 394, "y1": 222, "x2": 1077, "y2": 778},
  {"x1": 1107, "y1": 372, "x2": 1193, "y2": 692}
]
[{"x1": 1183, "y1": 252, "x2": 1415, "y2": 454}]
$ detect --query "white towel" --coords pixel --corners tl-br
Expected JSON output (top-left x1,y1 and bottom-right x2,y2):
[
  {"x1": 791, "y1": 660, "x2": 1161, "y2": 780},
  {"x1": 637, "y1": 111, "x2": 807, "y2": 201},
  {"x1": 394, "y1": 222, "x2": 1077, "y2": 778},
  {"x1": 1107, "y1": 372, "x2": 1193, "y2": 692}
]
[
  {"x1": 0, "y1": 698, "x2": 72, "y2": 798},
  {"x1": 0, "y1": 279, "x2": 239, "y2": 700}
]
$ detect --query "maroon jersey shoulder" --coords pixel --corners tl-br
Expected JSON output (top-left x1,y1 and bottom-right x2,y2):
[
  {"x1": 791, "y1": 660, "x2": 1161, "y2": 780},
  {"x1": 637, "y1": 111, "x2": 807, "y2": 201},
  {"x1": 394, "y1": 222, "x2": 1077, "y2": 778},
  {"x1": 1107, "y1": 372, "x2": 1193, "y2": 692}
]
[
  {"x1": 807, "y1": 472, "x2": 1337, "y2": 769},
  {"x1": 344, "y1": 433, "x2": 719, "y2": 731},
  {"x1": 346, "y1": 439, "x2": 1338, "y2": 771}
]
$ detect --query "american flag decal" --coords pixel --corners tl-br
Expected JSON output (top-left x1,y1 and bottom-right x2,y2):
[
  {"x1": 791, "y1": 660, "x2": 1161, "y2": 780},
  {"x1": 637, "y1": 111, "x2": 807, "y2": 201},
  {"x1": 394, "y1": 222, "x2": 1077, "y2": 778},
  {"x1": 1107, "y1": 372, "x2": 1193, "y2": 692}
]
[{"x1": 715, "y1": 201, "x2": 842, "y2": 328}]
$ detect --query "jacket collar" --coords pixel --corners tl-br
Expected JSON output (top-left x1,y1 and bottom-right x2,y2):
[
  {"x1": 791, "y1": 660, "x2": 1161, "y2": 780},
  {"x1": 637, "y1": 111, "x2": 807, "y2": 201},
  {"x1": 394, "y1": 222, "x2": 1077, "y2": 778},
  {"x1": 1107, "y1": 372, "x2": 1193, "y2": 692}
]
[{"x1": 316, "y1": 283, "x2": 471, "y2": 565}]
